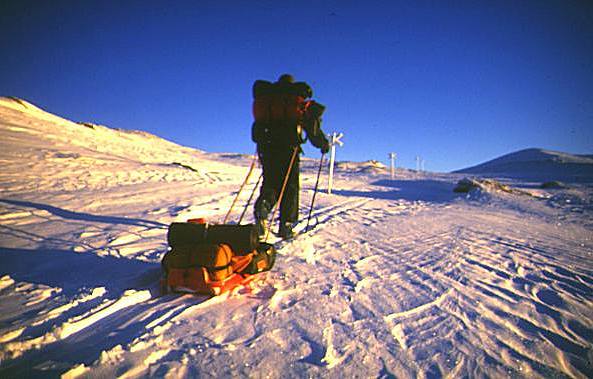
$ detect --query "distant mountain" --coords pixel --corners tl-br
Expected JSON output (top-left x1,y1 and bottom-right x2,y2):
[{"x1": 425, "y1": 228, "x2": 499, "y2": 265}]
[{"x1": 454, "y1": 148, "x2": 593, "y2": 183}]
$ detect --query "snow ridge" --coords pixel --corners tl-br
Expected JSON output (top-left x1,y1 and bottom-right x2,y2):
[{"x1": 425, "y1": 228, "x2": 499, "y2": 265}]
[{"x1": 455, "y1": 148, "x2": 593, "y2": 182}]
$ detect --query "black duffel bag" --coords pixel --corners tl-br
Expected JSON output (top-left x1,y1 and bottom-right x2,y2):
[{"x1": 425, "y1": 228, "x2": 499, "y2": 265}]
[
  {"x1": 167, "y1": 222, "x2": 258, "y2": 255},
  {"x1": 241, "y1": 242, "x2": 277, "y2": 275}
]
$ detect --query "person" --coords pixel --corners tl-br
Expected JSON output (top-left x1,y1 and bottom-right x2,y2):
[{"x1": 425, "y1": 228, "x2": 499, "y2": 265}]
[{"x1": 251, "y1": 74, "x2": 330, "y2": 239}]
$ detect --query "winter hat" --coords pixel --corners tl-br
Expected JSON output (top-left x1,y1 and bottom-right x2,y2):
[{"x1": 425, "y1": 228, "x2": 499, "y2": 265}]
[{"x1": 278, "y1": 74, "x2": 294, "y2": 83}]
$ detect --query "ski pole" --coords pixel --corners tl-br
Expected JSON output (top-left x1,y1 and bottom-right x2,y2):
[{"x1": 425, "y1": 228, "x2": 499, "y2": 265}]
[
  {"x1": 264, "y1": 146, "x2": 299, "y2": 242},
  {"x1": 238, "y1": 172, "x2": 263, "y2": 224},
  {"x1": 305, "y1": 152, "x2": 325, "y2": 233},
  {"x1": 223, "y1": 152, "x2": 257, "y2": 224}
]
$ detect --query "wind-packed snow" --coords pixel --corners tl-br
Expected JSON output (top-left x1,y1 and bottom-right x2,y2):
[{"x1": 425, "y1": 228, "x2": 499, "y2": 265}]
[{"x1": 1, "y1": 97, "x2": 592, "y2": 378}]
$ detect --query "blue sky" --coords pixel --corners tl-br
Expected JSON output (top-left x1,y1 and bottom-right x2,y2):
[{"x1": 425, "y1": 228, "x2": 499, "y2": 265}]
[{"x1": 1, "y1": 0, "x2": 592, "y2": 172}]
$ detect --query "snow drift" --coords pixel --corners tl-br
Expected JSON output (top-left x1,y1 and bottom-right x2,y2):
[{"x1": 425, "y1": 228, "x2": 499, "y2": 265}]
[{"x1": 1, "y1": 97, "x2": 592, "y2": 378}]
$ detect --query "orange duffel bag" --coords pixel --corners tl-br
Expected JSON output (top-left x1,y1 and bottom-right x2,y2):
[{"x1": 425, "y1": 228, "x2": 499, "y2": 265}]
[{"x1": 162, "y1": 243, "x2": 234, "y2": 281}]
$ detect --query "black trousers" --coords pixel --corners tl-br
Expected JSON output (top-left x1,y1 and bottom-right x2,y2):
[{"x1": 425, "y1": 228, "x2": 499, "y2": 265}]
[{"x1": 254, "y1": 145, "x2": 300, "y2": 225}]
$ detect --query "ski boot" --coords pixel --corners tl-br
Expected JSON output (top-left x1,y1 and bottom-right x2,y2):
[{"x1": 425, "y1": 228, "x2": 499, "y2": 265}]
[
  {"x1": 279, "y1": 222, "x2": 295, "y2": 240},
  {"x1": 256, "y1": 217, "x2": 268, "y2": 240}
]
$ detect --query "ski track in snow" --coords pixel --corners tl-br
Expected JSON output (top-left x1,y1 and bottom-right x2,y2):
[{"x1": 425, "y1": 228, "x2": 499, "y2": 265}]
[{"x1": 1, "y1": 98, "x2": 593, "y2": 378}]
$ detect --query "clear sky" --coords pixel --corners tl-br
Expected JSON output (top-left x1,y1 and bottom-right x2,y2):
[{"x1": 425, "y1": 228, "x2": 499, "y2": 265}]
[{"x1": 1, "y1": 0, "x2": 592, "y2": 172}]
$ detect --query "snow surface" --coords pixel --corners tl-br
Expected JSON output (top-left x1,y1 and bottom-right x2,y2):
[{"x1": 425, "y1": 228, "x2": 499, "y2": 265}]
[{"x1": 1, "y1": 97, "x2": 592, "y2": 378}]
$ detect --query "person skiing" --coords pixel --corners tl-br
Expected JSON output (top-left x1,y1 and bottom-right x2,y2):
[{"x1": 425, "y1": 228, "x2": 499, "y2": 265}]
[{"x1": 251, "y1": 74, "x2": 330, "y2": 239}]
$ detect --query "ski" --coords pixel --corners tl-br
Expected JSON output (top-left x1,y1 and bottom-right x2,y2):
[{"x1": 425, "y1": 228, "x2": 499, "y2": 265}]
[{"x1": 264, "y1": 214, "x2": 320, "y2": 247}]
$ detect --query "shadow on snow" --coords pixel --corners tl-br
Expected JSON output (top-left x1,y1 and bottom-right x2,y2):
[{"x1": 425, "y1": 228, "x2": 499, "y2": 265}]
[
  {"x1": 0, "y1": 199, "x2": 167, "y2": 228},
  {"x1": 332, "y1": 179, "x2": 459, "y2": 204},
  {"x1": 0, "y1": 198, "x2": 167, "y2": 297},
  {"x1": 0, "y1": 247, "x2": 161, "y2": 298},
  {"x1": 0, "y1": 198, "x2": 204, "y2": 377}
]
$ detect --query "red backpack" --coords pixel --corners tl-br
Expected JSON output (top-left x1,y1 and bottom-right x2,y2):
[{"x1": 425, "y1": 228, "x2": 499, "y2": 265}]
[{"x1": 252, "y1": 80, "x2": 312, "y2": 126}]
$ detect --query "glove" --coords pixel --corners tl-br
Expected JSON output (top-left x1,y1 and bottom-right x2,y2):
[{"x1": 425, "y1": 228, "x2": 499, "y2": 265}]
[{"x1": 320, "y1": 141, "x2": 330, "y2": 155}]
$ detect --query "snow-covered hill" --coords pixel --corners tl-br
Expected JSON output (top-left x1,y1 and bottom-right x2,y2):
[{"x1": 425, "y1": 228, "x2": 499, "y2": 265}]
[
  {"x1": 1, "y1": 98, "x2": 592, "y2": 378},
  {"x1": 455, "y1": 148, "x2": 593, "y2": 183}
]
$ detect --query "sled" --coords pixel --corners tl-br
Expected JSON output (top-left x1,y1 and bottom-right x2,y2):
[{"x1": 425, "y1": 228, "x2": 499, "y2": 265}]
[
  {"x1": 161, "y1": 267, "x2": 255, "y2": 296},
  {"x1": 161, "y1": 219, "x2": 276, "y2": 297}
]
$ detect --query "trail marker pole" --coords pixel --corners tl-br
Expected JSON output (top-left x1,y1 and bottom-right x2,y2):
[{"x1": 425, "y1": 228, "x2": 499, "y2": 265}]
[
  {"x1": 327, "y1": 132, "x2": 343, "y2": 194},
  {"x1": 389, "y1": 152, "x2": 397, "y2": 179}
]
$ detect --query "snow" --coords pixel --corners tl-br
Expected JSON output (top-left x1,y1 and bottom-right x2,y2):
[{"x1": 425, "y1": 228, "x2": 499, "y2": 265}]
[{"x1": 1, "y1": 97, "x2": 592, "y2": 378}]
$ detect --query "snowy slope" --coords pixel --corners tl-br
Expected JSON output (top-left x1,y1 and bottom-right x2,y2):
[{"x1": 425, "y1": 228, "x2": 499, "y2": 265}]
[
  {"x1": 455, "y1": 148, "x2": 593, "y2": 183},
  {"x1": 1, "y1": 98, "x2": 592, "y2": 378}
]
